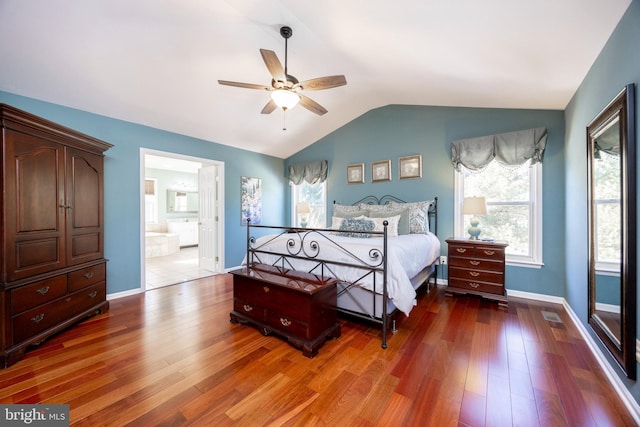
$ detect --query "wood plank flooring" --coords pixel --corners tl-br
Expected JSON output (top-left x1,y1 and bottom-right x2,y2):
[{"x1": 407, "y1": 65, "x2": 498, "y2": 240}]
[{"x1": 0, "y1": 274, "x2": 636, "y2": 426}]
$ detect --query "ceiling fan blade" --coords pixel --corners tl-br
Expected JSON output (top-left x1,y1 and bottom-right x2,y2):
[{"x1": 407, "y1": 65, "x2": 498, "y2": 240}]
[
  {"x1": 299, "y1": 94, "x2": 328, "y2": 116},
  {"x1": 261, "y1": 99, "x2": 277, "y2": 114},
  {"x1": 218, "y1": 80, "x2": 270, "y2": 90},
  {"x1": 300, "y1": 75, "x2": 347, "y2": 91},
  {"x1": 259, "y1": 49, "x2": 285, "y2": 82}
]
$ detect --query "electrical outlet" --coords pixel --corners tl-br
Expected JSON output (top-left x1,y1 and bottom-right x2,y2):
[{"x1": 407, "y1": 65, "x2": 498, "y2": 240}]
[{"x1": 440, "y1": 256, "x2": 447, "y2": 265}]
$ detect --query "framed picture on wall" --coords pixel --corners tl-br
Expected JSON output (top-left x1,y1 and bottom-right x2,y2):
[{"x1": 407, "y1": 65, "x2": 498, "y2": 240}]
[
  {"x1": 347, "y1": 163, "x2": 365, "y2": 184},
  {"x1": 371, "y1": 160, "x2": 391, "y2": 183},
  {"x1": 399, "y1": 154, "x2": 422, "y2": 179},
  {"x1": 241, "y1": 176, "x2": 262, "y2": 225}
]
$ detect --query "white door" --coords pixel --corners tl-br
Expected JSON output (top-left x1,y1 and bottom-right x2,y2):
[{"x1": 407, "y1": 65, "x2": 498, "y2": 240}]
[{"x1": 199, "y1": 165, "x2": 221, "y2": 272}]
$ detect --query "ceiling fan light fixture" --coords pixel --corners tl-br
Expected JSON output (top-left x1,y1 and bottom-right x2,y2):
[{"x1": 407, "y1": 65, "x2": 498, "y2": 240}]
[{"x1": 271, "y1": 89, "x2": 300, "y2": 110}]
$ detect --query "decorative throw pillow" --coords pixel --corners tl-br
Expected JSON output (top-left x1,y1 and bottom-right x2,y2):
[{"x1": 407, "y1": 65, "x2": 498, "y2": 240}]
[
  {"x1": 367, "y1": 208, "x2": 410, "y2": 235},
  {"x1": 331, "y1": 215, "x2": 365, "y2": 230},
  {"x1": 365, "y1": 214, "x2": 401, "y2": 237},
  {"x1": 333, "y1": 203, "x2": 369, "y2": 218},
  {"x1": 389, "y1": 200, "x2": 432, "y2": 234},
  {"x1": 338, "y1": 217, "x2": 375, "y2": 238}
]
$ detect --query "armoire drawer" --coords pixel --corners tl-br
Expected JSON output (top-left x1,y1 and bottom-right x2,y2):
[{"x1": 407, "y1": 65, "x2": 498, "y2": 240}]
[
  {"x1": 11, "y1": 275, "x2": 67, "y2": 314},
  {"x1": 68, "y1": 263, "x2": 106, "y2": 292}
]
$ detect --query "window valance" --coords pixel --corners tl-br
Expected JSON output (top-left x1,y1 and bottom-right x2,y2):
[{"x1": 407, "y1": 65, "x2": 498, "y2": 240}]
[
  {"x1": 451, "y1": 127, "x2": 548, "y2": 172},
  {"x1": 288, "y1": 160, "x2": 328, "y2": 185}
]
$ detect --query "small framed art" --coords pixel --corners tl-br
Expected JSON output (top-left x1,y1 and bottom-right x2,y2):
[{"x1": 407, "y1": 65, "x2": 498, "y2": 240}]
[
  {"x1": 399, "y1": 154, "x2": 422, "y2": 179},
  {"x1": 347, "y1": 163, "x2": 365, "y2": 184},
  {"x1": 241, "y1": 176, "x2": 262, "y2": 225},
  {"x1": 371, "y1": 160, "x2": 391, "y2": 183}
]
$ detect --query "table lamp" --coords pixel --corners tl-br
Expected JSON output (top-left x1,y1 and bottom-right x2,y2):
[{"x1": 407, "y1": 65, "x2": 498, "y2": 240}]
[
  {"x1": 462, "y1": 196, "x2": 487, "y2": 240},
  {"x1": 296, "y1": 202, "x2": 311, "y2": 228}
]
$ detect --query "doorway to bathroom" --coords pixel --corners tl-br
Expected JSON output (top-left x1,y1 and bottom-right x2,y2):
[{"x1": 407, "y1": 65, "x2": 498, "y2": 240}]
[{"x1": 140, "y1": 149, "x2": 224, "y2": 290}]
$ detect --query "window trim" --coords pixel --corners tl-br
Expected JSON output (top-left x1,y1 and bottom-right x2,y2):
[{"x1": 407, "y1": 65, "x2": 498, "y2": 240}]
[{"x1": 454, "y1": 162, "x2": 543, "y2": 268}]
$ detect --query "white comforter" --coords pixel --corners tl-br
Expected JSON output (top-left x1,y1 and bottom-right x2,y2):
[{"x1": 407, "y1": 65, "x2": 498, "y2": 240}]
[{"x1": 246, "y1": 231, "x2": 440, "y2": 316}]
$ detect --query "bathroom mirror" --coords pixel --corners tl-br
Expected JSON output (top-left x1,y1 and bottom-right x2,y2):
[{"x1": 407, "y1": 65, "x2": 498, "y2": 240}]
[
  {"x1": 587, "y1": 84, "x2": 636, "y2": 379},
  {"x1": 167, "y1": 190, "x2": 198, "y2": 213}
]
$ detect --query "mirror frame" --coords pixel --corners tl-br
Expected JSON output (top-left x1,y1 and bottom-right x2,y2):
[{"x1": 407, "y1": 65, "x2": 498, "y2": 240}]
[{"x1": 587, "y1": 83, "x2": 636, "y2": 379}]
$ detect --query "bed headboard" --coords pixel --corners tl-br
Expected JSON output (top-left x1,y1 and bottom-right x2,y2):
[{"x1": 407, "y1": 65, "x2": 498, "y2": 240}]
[{"x1": 333, "y1": 195, "x2": 438, "y2": 236}]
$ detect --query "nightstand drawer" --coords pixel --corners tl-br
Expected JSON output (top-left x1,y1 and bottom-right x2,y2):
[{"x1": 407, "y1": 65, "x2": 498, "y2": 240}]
[
  {"x1": 448, "y1": 278, "x2": 504, "y2": 295},
  {"x1": 474, "y1": 246, "x2": 505, "y2": 260},
  {"x1": 448, "y1": 257, "x2": 503, "y2": 272},
  {"x1": 449, "y1": 244, "x2": 475, "y2": 257},
  {"x1": 449, "y1": 267, "x2": 503, "y2": 284}
]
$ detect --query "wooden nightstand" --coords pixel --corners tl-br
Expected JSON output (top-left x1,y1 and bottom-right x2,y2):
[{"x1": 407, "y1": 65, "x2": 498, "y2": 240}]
[{"x1": 445, "y1": 238, "x2": 509, "y2": 306}]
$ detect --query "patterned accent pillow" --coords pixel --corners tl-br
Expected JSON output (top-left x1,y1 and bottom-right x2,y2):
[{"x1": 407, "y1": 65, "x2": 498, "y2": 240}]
[
  {"x1": 389, "y1": 200, "x2": 433, "y2": 234},
  {"x1": 331, "y1": 215, "x2": 365, "y2": 230},
  {"x1": 365, "y1": 215, "x2": 401, "y2": 237},
  {"x1": 338, "y1": 217, "x2": 375, "y2": 238}
]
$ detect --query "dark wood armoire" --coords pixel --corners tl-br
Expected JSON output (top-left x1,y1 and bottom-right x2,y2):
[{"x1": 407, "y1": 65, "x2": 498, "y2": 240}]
[{"x1": 0, "y1": 104, "x2": 113, "y2": 367}]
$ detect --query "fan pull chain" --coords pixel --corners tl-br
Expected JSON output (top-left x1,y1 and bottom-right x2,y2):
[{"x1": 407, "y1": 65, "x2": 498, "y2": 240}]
[{"x1": 282, "y1": 109, "x2": 287, "y2": 131}]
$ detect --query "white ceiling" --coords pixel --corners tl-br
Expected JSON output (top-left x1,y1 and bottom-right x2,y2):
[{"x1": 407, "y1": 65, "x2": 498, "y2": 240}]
[{"x1": 0, "y1": 0, "x2": 631, "y2": 159}]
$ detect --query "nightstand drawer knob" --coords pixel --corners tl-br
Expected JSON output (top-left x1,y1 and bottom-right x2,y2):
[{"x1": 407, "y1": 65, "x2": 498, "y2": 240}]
[
  {"x1": 469, "y1": 283, "x2": 480, "y2": 288},
  {"x1": 483, "y1": 250, "x2": 495, "y2": 256},
  {"x1": 469, "y1": 271, "x2": 480, "y2": 277},
  {"x1": 280, "y1": 318, "x2": 291, "y2": 327},
  {"x1": 469, "y1": 260, "x2": 480, "y2": 266},
  {"x1": 243, "y1": 304, "x2": 253, "y2": 312},
  {"x1": 456, "y1": 248, "x2": 467, "y2": 253},
  {"x1": 263, "y1": 286, "x2": 270, "y2": 293}
]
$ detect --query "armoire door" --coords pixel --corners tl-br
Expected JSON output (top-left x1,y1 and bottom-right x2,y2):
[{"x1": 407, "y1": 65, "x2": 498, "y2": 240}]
[
  {"x1": 3, "y1": 129, "x2": 65, "y2": 281},
  {"x1": 65, "y1": 147, "x2": 104, "y2": 266}
]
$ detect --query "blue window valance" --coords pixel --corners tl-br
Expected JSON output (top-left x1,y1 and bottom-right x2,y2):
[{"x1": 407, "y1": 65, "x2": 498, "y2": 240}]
[
  {"x1": 451, "y1": 127, "x2": 548, "y2": 172},
  {"x1": 288, "y1": 160, "x2": 328, "y2": 185}
]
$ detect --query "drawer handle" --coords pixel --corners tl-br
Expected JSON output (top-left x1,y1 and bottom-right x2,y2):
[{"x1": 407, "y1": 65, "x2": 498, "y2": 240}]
[
  {"x1": 483, "y1": 250, "x2": 495, "y2": 256},
  {"x1": 31, "y1": 313, "x2": 45, "y2": 324},
  {"x1": 469, "y1": 260, "x2": 480, "y2": 266},
  {"x1": 243, "y1": 304, "x2": 253, "y2": 312},
  {"x1": 469, "y1": 271, "x2": 480, "y2": 277},
  {"x1": 84, "y1": 272, "x2": 94, "y2": 279},
  {"x1": 280, "y1": 318, "x2": 291, "y2": 327},
  {"x1": 88, "y1": 291, "x2": 98, "y2": 298},
  {"x1": 469, "y1": 283, "x2": 480, "y2": 288},
  {"x1": 36, "y1": 286, "x2": 50, "y2": 295},
  {"x1": 456, "y1": 248, "x2": 467, "y2": 253},
  {"x1": 263, "y1": 286, "x2": 270, "y2": 293}
]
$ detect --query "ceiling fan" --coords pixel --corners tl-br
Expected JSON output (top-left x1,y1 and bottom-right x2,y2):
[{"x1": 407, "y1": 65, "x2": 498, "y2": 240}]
[{"x1": 218, "y1": 26, "x2": 346, "y2": 116}]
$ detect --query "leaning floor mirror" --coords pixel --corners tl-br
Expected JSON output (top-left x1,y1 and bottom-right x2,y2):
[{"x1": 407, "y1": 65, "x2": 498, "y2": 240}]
[{"x1": 587, "y1": 83, "x2": 636, "y2": 379}]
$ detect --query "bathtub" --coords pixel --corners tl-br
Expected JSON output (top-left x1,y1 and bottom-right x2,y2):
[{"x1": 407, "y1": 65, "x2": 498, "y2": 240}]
[{"x1": 145, "y1": 232, "x2": 180, "y2": 258}]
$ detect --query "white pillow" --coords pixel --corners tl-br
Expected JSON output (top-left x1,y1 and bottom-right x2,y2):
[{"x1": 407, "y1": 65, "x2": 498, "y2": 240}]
[{"x1": 365, "y1": 215, "x2": 401, "y2": 237}]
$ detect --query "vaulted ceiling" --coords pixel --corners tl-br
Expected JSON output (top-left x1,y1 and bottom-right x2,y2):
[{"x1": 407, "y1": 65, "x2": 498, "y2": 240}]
[{"x1": 0, "y1": 0, "x2": 631, "y2": 158}]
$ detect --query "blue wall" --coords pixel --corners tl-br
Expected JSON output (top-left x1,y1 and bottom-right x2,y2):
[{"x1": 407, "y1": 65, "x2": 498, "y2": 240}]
[
  {"x1": 564, "y1": 0, "x2": 640, "y2": 398},
  {"x1": 287, "y1": 104, "x2": 566, "y2": 296},
  {"x1": 0, "y1": 91, "x2": 287, "y2": 293}
]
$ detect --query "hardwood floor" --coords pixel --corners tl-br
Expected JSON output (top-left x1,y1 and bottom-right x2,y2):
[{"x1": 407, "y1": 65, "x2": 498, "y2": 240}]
[{"x1": 0, "y1": 274, "x2": 636, "y2": 426}]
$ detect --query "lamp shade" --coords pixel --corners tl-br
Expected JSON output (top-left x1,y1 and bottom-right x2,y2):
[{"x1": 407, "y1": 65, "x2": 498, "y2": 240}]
[
  {"x1": 271, "y1": 89, "x2": 300, "y2": 110},
  {"x1": 296, "y1": 201, "x2": 311, "y2": 215},
  {"x1": 462, "y1": 196, "x2": 487, "y2": 215}
]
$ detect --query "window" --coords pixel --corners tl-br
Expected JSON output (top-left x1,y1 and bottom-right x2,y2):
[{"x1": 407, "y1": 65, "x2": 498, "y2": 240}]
[
  {"x1": 455, "y1": 161, "x2": 542, "y2": 267},
  {"x1": 593, "y1": 151, "x2": 621, "y2": 273},
  {"x1": 291, "y1": 181, "x2": 326, "y2": 228},
  {"x1": 144, "y1": 178, "x2": 158, "y2": 223}
]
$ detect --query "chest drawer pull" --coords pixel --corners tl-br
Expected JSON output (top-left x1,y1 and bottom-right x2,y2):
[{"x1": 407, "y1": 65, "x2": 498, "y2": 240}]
[
  {"x1": 483, "y1": 250, "x2": 495, "y2": 256},
  {"x1": 31, "y1": 314, "x2": 45, "y2": 324},
  {"x1": 243, "y1": 304, "x2": 253, "y2": 312},
  {"x1": 469, "y1": 283, "x2": 480, "y2": 288},
  {"x1": 456, "y1": 248, "x2": 467, "y2": 253},
  {"x1": 469, "y1": 271, "x2": 480, "y2": 277},
  {"x1": 263, "y1": 286, "x2": 270, "y2": 293},
  {"x1": 88, "y1": 291, "x2": 98, "y2": 298},
  {"x1": 469, "y1": 260, "x2": 480, "y2": 266},
  {"x1": 280, "y1": 318, "x2": 292, "y2": 327},
  {"x1": 84, "y1": 272, "x2": 94, "y2": 279},
  {"x1": 36, "y1": 286, "x2": 50, "y2": 295}
]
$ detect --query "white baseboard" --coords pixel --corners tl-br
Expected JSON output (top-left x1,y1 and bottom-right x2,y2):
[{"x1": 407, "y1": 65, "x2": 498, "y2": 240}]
[{"x1": 107, "y1": 287, "x2": 144, "y2": 300}]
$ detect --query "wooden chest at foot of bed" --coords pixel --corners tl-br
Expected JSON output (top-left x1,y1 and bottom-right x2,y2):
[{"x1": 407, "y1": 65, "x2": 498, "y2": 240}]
[{"x1": 229, "y1": 264, "x2": 341, "y2": 358}]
